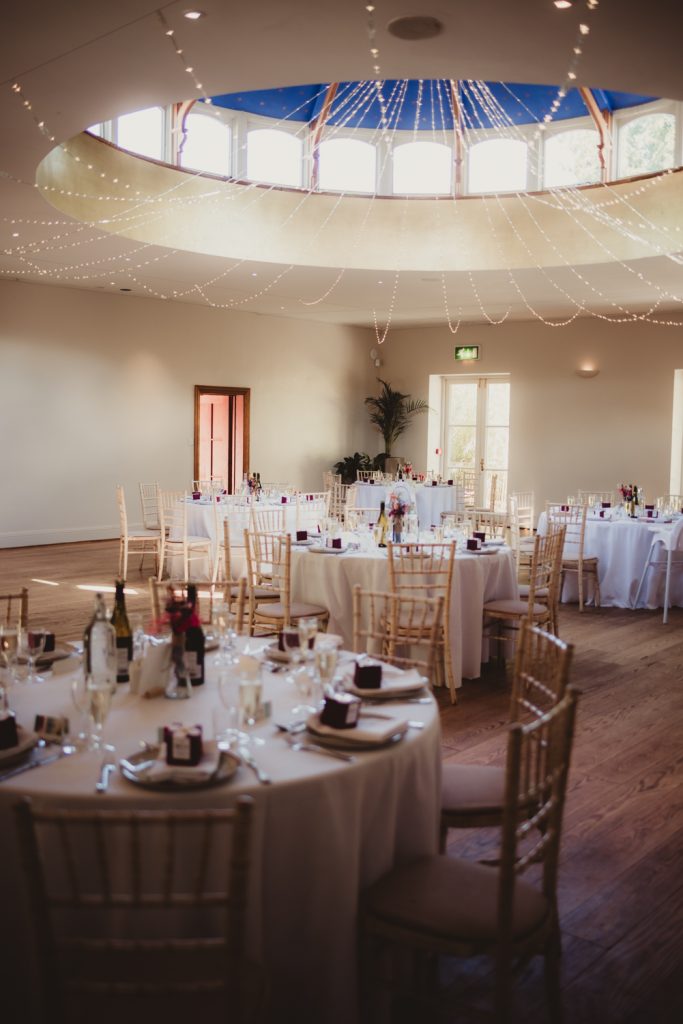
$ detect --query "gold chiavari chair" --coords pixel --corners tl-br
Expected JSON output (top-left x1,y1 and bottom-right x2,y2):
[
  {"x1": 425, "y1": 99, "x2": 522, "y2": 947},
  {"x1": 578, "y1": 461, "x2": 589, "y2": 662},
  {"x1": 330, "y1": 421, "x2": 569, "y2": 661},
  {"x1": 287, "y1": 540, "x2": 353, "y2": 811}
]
[
  {"x1": 243, "y1": 529, "x2": 329, "y2": 635},
  {"x1": 14, "y1": 796, "x2": 262, "y2": 1024},
  {"x1": 440, "y1": 621, "x2": 573, "y2": 846},
  {"x1": 577, "y1": 488, "x2": 617, "y2": 506},
  {"x1": 138, "y1": 481, "x2": 161, "y2": 532},
  {"x1": 351, "y1": 585, "x2": 444, "y2": 686},
  {"x1": 116, "y1": 484, "x2": 160, "y2": 579},
  {"x1": 386, "y1": 540, "x2": 456, "y2": 703},
  {"x1": 0, "y1": 587, "x2": 29, "y2": 628},
  {"x1": 295, "y1": 491, "x2": 330, "y2": 533},
  {"x1": 356, "y1": 469, "x2": 382, "y2": 482},
  {"x1": 250, "y1": 505, "x2": 286, "y2": 534},
  {"x1": 360, "y1": 687, "x2": 580, "y2": 1024},
  {"x1": 547, "y1": 502, "x2": 600, "y2": 612},
  {"x1": 157, "y1": 491, "x2": 213, "y2": 582}
]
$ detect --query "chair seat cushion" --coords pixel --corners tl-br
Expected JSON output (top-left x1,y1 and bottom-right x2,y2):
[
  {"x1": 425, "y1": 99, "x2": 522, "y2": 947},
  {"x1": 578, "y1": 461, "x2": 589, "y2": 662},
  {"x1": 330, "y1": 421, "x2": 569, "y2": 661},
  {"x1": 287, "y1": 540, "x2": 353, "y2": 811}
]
[
  {"x1": 254, "y1": 601, "x2": 327, "y2": 620},
  {"x1": 441, "y1": 763, "x2": 505, "y2": 814},
  {"x1": 484, "y1": 599, "x2": 547, "y2": 617},
  {"x1": 364, "y1": 855, "x2": 548, "y2": 944}
]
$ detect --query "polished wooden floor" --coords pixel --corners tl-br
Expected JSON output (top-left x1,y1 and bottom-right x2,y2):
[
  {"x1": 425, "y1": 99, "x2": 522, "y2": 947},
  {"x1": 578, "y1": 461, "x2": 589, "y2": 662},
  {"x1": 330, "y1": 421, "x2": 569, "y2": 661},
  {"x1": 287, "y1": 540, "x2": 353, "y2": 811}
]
[{"x1": 2, "y1": 540, "x2": 682, "y2": 1023}]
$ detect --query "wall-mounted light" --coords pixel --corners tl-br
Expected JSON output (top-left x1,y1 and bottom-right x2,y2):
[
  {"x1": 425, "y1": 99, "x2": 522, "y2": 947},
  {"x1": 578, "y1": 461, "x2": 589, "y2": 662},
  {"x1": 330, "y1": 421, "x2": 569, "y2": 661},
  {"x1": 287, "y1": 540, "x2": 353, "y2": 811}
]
[
  {"x1": 575, "y1": 364, "x2": 599, "y2": 378},
  {"x1": 369, "y1": 347, "x2": 382, "y2": 368}
]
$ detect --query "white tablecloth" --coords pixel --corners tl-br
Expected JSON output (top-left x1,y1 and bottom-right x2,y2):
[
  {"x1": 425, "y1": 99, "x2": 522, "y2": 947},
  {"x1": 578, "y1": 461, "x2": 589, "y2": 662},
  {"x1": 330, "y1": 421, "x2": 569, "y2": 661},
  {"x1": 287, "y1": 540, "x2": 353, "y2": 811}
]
[
  {"x1": 0, "y1": 654, "x2": 440, "y2": 1024},
  {"x1": 347, "y1": 483, "x2": 463, "y2": 530},
  {"x1": 537, "y1": 512, "x2": 683, "y2": 609},
  {"x1": 291, "y1": 546, "x2": 517, "y2": 687}
]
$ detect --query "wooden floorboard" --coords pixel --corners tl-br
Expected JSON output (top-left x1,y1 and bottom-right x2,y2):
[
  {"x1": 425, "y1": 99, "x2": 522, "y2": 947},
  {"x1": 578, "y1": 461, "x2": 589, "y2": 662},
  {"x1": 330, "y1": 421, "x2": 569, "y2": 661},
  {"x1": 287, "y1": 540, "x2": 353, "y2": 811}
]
[{"x1": 1, "y1": 541, "x2": 682, "y2": 1022}]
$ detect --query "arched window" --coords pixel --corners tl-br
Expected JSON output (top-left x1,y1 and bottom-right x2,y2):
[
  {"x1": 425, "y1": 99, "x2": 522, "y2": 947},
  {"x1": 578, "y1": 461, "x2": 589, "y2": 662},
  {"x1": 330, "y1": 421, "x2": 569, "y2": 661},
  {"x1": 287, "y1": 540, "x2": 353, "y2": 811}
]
[
  {"x1": 617, "y1": 112, "x2": 676, "y2": 178},
  {"x1": 544, "y1": 129, "x2": 601, "y2": 188},
  {"x1": 318, "y1": 137, "x2": 376, "y2": 193},
  {"x1": 392, "y1": 141, "x2": 452, "y2": 195},
  {"x1": 246, "y1": 128, "x2": 303, "y2": 187},
  {"x1": 467, "y1": 138, "x2": 527, "y2": 194},
  {"x1": 180, "y1": 112, "x2": 231, "y2": 176},
  {"x1": 116, "y1": 107, "x2": 164, "y2": 161}
]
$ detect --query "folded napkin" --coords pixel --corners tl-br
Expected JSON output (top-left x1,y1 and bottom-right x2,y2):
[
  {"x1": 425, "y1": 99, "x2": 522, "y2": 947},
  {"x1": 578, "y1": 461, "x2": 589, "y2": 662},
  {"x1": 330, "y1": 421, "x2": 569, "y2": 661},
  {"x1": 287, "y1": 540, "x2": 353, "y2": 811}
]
[
  {"x1": 135, "y1": 638, "x2": 172, "y2": 696},
  {"x1": 308, "y1": 713, "x2": 408, "y2": 746},
  {"x1": 341, "y1": 662, "x2": 427, "y2": 698},
  {"x1": 142, "y1": 747, "x2": 222, "y2": 785}
]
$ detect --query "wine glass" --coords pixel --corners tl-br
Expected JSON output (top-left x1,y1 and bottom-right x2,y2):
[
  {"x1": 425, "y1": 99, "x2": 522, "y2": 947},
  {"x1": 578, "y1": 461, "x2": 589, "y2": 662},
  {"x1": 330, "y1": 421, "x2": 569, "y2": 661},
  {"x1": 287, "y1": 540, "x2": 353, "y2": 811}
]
[
  {"x1": 21, "y1": 626, "x2": 49, "y2": 685},
  {"x1": 314, "y1": 638, "x2": 339, "y2": 696},
  {"x1": 297, "y1": 617, "x2": 318, "y2": 662},
  {"x1": 236, "y1": 663, "x2": 265, "y2": 747},
  {"x1": 72, "y1": 672, "x2": 111, "y2": 751},
  {"x1": 216, "y1": 668, "x2": 246, "y2": 750},
  {"x1": 212, "y1": 600, "x2": 235, "y2": 665}
]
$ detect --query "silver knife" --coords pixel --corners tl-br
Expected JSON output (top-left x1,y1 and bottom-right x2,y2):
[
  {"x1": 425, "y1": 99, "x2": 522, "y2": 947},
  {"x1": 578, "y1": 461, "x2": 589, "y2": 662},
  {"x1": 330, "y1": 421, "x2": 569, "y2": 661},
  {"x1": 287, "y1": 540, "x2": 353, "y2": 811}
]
[
  {"x1": 95, "y1": 760, "x2": 116, "y2": 793},
  {"x1": 0, "y1": 750, "x2": 64, "y2": 783}
]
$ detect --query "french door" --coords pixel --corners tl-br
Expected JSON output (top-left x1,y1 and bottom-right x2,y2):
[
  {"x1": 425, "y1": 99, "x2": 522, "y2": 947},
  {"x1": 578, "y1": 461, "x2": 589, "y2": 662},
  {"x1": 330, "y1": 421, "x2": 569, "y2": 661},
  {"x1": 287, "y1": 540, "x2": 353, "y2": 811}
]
[
  {"x1": 194, "y1": 386, "x2": 250, "y2": 494},
  {"x1": 441, "y1": 375, "x2": 510, "y2": 508}
]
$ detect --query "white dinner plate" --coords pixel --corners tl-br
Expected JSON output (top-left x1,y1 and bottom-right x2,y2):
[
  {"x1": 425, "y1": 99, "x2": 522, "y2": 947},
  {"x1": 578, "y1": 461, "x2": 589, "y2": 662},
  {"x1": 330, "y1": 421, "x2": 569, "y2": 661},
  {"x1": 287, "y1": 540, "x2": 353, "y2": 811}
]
[
  {"x1": 307, "y1": 713, "x2": 408, "y2": 750},
  {"x1": 119, "y1": 741, "x2": 240, "y2": 791},
  {"x1": 308, "y1": 545, "x2": 348, "y2": 555},
  {"x1": 465, "y1": 547, "x2": 499, "y2": 556}
]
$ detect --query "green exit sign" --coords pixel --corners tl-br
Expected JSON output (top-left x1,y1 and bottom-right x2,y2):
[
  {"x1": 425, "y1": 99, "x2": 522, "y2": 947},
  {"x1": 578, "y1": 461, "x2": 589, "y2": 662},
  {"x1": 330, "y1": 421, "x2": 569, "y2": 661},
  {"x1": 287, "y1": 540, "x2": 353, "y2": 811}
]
[{"x1": 454, "y1": 345, "x2": 480, "y2": 362}]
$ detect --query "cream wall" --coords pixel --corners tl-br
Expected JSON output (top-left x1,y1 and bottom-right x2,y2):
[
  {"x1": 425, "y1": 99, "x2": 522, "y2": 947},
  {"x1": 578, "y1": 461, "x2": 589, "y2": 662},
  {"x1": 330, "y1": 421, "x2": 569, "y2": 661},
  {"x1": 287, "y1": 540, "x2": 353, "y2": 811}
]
[
  {"x1": 379, "y1": 317, "x2": 683, "y2": 513},
  {"x1": 0, "y1": 280, "x2": 373, "y2": 547}
]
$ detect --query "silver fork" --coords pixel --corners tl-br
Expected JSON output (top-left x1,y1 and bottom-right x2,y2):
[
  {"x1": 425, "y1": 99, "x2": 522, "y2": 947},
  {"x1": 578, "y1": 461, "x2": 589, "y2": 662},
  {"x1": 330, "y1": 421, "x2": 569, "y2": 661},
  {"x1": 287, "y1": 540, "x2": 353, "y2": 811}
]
[{"x1": 95, "y1": 757, "x2": 116, "y2": 793}]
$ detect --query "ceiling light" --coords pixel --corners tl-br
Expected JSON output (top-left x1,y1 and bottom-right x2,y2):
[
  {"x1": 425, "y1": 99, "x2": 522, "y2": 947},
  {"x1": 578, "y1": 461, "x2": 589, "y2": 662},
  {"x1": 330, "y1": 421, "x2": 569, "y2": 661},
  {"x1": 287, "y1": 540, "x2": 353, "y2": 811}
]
[
  {"x1": 553, "y1": 1, "x2": 573, "y2": 9},
  {"x1": 183, "y1": 10, "x2": 205, "y2": 20}
]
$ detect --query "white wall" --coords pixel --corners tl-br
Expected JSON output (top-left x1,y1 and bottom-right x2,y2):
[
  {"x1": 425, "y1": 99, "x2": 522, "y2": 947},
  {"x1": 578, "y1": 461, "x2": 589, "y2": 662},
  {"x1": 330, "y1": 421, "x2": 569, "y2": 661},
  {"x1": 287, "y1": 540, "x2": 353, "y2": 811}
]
[
  {"x1": 378, "y1": 317, "x2": 683, "y2": 512},
  {"x1": 0, "y1": 280, "x2": 373, "y2": 547}
]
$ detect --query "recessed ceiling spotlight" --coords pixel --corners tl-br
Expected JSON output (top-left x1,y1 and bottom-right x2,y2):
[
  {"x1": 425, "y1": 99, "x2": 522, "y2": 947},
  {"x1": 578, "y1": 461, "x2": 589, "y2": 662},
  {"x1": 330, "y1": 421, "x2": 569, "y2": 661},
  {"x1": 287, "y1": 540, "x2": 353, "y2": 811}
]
[
  {"x1": 120, "y1": 287, "x2": 132, "y2": 292},
  {"x1": 183, "y1": 9, "x2": 206, "y2": 20},
  {"x1": 387, "y1": 15, "x2": 443, "y2": 41},
  {"x1": 553, "y1": 1, "x2": 573, "y2": 9}
]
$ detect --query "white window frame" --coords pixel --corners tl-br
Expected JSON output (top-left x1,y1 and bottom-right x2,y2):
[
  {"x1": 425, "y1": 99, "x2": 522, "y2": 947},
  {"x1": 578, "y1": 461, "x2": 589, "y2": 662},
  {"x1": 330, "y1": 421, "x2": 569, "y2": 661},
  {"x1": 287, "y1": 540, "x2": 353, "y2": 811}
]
[
  {"x1": 541, "y1": 115, "x2": 603, "y2": 189},
  {"x1": 612, "y1": 97, "x2": 681, "y2": 180}
]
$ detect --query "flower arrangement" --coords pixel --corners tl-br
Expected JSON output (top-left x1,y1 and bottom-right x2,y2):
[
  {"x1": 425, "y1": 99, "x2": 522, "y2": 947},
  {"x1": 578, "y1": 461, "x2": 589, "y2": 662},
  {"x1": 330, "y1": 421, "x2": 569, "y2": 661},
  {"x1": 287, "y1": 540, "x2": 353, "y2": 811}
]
[
  {"x1": 402, "y1": 462, "x2": 413, "y2": 477},
  {"x1": 163, "y1": 588, "x2": 201, "y2": 636},
  {"x1": 388, "y1": 494, "x2": 407, "y2": 519},
  {"x1": 619, "y1": 483, "x2": 639, "y2": 504}
]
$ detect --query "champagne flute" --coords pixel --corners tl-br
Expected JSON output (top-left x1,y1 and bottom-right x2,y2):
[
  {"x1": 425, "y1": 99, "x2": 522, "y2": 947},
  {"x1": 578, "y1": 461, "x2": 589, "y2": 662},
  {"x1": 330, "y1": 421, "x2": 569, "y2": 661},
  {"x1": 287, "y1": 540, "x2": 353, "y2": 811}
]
[
  {"x1": 216, "y1": 668, "x2": 246, "y2": 749},
  {"x1": 282, "y1": 625, "x2": 306, "y2": 714},
  {"x1": 87, "y1": 675, "x2": 112, "y2": 751},
  {"x1": 297, "y1": 616, "x2": 318, "y2": 662},
  {"x1": 314, "y1": 638, "x2": 339, "y2": 696},
  {"x1": 212, "y1": 600, "x2": 235, "y2": 665}
]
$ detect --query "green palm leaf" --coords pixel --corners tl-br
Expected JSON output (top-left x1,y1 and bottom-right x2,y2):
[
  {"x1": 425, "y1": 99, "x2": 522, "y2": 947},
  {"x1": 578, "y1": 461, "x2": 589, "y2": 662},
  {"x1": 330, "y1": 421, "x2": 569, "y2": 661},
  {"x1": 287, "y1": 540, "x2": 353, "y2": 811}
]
[{"x1": 364, "y1": 379, "x2": 428, "y2": 455}]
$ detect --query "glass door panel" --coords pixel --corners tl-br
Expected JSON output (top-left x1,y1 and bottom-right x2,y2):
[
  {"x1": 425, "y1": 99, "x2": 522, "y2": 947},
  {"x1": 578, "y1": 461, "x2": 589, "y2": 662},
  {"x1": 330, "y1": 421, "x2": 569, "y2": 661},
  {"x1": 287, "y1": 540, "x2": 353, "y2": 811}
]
[{"x1": 442, "y1": 376, "x2": 510, "y2": 507}]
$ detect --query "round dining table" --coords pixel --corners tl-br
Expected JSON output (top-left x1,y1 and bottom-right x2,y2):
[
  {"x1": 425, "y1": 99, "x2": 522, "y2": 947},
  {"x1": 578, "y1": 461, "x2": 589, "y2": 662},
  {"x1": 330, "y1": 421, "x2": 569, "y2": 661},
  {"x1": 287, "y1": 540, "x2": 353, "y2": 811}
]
[
  {"x1": 347, "y1": 482, "x2": 464, "y2": 531},
  {"x1": 0, "y1": 649, "x2": 440, "y2": 1024},
  {"x1": 290, "y1": 542, "x2": 517, "y2": 689},
  {"x1": 537, "y1": 510, "x2": 683, "y2": 609}
]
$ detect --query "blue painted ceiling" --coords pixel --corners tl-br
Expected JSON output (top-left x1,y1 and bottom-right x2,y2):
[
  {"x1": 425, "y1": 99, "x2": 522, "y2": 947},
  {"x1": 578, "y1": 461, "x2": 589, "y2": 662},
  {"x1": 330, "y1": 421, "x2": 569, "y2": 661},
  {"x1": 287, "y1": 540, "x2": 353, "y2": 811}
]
[{"x1": 208, "y1": 81, "x2": 654, "y2": 130}]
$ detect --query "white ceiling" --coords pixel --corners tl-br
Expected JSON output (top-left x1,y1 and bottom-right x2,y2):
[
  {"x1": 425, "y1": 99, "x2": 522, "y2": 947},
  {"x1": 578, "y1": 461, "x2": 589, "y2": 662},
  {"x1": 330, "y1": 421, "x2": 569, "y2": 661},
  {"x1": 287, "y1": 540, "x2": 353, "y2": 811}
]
[{"x1": 3, "y1": 0, "x2": 683, "y2": 326}]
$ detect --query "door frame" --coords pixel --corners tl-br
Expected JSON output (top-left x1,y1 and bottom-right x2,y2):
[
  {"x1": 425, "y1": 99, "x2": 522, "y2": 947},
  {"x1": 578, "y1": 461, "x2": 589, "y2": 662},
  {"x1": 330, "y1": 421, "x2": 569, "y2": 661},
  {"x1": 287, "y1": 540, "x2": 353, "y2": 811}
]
[
  {"x1": 193, "y1": 385, "x2": 250, "y2": 490},
  {"x1": 440, "y1": 373, "x2": 510, "y2": 506}
]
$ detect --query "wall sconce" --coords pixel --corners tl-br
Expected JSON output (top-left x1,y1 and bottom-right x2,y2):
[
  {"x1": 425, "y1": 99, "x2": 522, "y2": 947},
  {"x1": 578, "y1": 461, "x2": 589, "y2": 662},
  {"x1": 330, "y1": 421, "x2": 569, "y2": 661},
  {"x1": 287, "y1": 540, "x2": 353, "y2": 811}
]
[
  {"x1": 575, "y1": 365, "x2": 599, "y2": 379},
  {"x1": 369, "y1": 347, "x2": 382, "y2": 369}
]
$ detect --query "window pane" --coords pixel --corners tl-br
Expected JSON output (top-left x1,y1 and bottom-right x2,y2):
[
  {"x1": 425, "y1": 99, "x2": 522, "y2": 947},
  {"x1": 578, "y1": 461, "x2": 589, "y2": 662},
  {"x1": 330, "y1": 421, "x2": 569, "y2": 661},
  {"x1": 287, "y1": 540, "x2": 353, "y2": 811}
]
[
  {"x1": 544, "y1": 129, "x2": 601, "y2": 188},
  {"x1": 468, "y1": 138, "x2": 527, "y2": 193},
  {"x1": 448, "y1": 426, "x2": 476, "y2": 468},
  {"x1": 486, "y1": 382, "x2": 510, "y2": 427},
  {"x1": 180, "y1": 113, "x2": 231, "y2": 176},
  {"x1": 485, "y1": 427, "x2": 509, "y2": 469},
  {"x1": 392, "y1": 141, "x2": 451, "y2": 195},
  {"x1": 447, "y1": 382, "x2": 478, "y2": 424},
  {"x1": 247, "y1": 129, "x2": 303, "y2": 187},
  {"x1": 117, "y1": 107, "x2": 164, "y2": 160},
  {"x1": 617, "y1": 113, "x2": 675, "y2": 177},
  {"x1": 87, "y1": 124, "x2": 104, "y2": 138},
  {"x1": 318, "y1": 138, "x2": 376, "y2": 193}
]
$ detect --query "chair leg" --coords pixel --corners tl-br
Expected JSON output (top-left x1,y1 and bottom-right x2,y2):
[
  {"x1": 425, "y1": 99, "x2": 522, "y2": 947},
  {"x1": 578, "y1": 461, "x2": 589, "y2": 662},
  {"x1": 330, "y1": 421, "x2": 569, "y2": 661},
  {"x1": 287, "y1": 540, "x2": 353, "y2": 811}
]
[
  {"x1": 494, "y1": 948, "x2": 514, "y2": 1024},
  {"x1": 577, "y1": 564, "x2": 584, "y2": 612},
  {"x1": 663, "y1": 549, "x2": 673, "y2": 624},
  {"x1": 544, "y1": 924, "x2": 564, "y2": 1024},
  {"x1": 633, "y1": 557, "x2": 651, "y2": 609}
]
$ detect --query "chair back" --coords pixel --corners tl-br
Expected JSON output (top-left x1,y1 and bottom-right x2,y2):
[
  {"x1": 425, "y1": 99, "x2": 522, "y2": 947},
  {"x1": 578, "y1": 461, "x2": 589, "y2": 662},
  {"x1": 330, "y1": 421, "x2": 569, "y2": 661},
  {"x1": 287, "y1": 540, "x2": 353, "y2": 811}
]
[
  {"x1": 352, "y1": 585, "x2": 444, "y2": 683},
  {"x1": 296, "y1": 491, "x2": 330, "y2": 533},
  {"x1": 138, "y1": 482, "x2": 160, "y2": 531},
  {"x1": 527, "y1": 524, "x2": 565, "y2": 615},
  {"x1": 14, "y1": 796, "x2": 254, "y2": 1019},
  {"x1": 387, "y1": 541, "x2": 455, "y2": 608},
  {"x1": 356, "y1": 470, "x2": 382, "y2": 482},
  {"x1": 250, "y1": 506, "x2": 286, "y2": 534},
  {"x1": 244, "y1": 529, "x2": 291, "y2": 621},
  {"x1": 510, "y1": 621, "x2": 573, "y2": 722},
  {"x1": 345, "y1": 506, "x2": 381, "y2": 530},
  {"x1": 498, "y1": 688, "x2": 580, "y2": 942},
  {"x1": 578, "y1": 489, "x2": 616, "y2": 506},
  {"x1": 322, "y1": 470, "x2": 341, "y2": 491},
  {"x1": 193, "y1": 478, "x2": 224, "y2": 496},
  {"x1": 656, "y1": 494, "x2": 683, "y2": 513},
  {"x1": 116, "y1": 484, "x2": 129, "y2": 538},
  {"x1": 547, "y1": 502, "x2": 587, "y2": 563},
  {"x1": 158, "y1": 490, "x2": 187, "y2": 541},
  {"x1": 0, "y1": 587, "x2": 29, "y2": 629},
  {"x1": 509, "y1": 490, "x2": 535, "y2": 533}
]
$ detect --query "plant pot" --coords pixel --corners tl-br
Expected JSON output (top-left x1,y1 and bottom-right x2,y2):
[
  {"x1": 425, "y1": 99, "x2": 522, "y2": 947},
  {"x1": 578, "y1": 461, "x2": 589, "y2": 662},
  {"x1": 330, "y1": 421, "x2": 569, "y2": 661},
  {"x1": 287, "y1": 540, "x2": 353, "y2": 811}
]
[{"x1": 384, "y1": 456, "x2": 403, "y2": 477}]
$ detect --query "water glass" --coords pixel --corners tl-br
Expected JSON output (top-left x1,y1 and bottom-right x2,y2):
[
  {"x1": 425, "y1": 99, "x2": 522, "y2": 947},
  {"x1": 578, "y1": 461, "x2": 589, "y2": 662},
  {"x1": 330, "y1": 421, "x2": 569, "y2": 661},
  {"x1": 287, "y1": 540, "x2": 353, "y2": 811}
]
[{"x1": 21, "y1": 626, "x2": 49, "y2": 685}]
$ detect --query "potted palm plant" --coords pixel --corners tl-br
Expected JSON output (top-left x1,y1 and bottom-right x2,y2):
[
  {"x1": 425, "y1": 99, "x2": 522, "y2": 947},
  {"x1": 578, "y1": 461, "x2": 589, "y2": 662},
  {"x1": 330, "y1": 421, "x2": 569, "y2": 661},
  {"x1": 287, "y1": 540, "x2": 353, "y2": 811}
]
[{"x1": 364, "y1": 379, "x2": 428, "y2": 474}]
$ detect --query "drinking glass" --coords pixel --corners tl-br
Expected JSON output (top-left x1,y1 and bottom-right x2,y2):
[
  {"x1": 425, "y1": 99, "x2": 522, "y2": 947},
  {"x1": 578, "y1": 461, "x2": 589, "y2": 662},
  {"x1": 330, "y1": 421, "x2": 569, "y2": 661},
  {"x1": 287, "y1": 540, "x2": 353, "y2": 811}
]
[
  {"x1": 21, "y1": 626, "x2": 49, "y2": 685},
  {"x1": 72, "y1": 672, "x2": 111, "y2": 751},
  {"x1": 0, "y1": 626, "x2": 19, "y2": 687},
  {"x1": 212, "y1": 600, "x2": 236, "y2": 665},
  {"x1": 215, "y1": 668, "x2": 245, "y2": 749},
  {"x1": 297, "y1": 616, "x2": 318, "y2": 662},
  {"x1": 314, "y1": 637, "x2": 339, "y2": 697}
]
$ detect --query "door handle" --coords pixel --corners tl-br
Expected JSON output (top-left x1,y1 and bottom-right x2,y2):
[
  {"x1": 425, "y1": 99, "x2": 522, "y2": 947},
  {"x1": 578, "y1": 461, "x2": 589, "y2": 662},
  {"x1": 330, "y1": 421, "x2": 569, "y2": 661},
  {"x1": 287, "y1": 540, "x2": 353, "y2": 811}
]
[{"x1": 480, "y1": 458, "x2": 485, "y2": 472}]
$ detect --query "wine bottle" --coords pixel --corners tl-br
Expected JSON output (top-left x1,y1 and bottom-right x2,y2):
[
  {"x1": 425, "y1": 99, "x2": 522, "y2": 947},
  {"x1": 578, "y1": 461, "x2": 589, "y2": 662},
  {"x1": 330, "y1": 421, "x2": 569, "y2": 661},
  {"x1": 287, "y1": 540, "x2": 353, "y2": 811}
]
[
  {"x1": 110, "y1": 579, "x2": 132, "y2": 683},
  {"x1": 376, "y1": 501, "x2": 389, "y2": 548},
  {"x1": 83, "y1": 593, "x2": 116, "y2": 693},
  {"x1": 183, "y1": 584, "x2": 205, "y2": 686}
]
